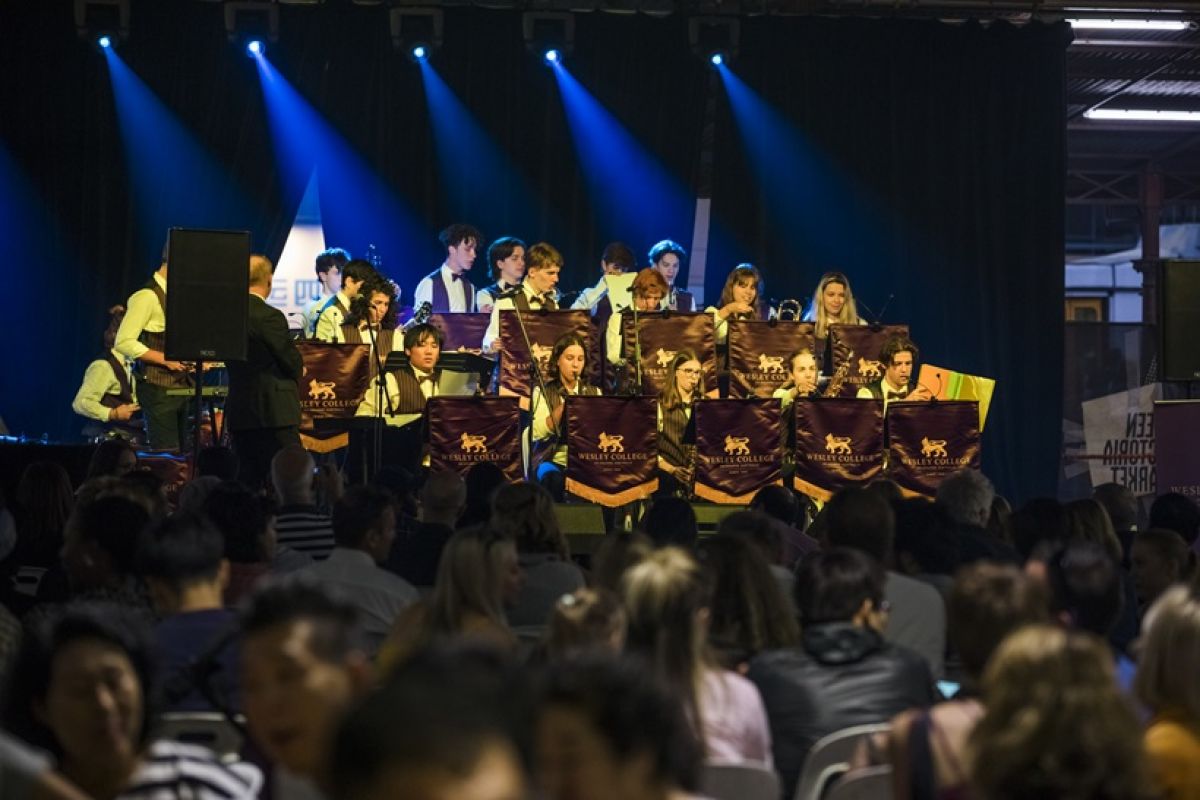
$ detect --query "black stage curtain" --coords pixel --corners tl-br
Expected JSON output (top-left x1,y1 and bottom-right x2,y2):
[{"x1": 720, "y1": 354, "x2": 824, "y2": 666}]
[{"x1": 0, "y1": 3, "x2": 1065, "y2": 502}]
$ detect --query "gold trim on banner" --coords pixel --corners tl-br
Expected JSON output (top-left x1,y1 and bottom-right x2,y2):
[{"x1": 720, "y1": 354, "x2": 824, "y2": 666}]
[
  {"x1": 792, "y1": 477, "x2": 833, "y2": 503},
  {"x1": 897, "y1": 484, "x2": 931, "y2": 500},
  {"x1": 565, "y1": 478, "x2": 658, "y2": 507},
  {"x1": 694, "y1": 480, "x2": 782, "y2": 505},
  {"x1": 300, "y1": 432, "x2": 349, "y2": 453}
]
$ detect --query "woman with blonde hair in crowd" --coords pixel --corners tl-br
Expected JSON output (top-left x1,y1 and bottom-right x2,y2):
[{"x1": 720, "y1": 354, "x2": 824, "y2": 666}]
[
  {"x1": 621, "y1": 547, "x2": 773, "y2": 765},
  {"x1": 542, "y1": 587, "x2": 627, "y2": 661},
  {"x1": 803, "y1": 271, "x2": 862, "y2": 339},
  {"x1": 706, "y1": 264, "x2": 767, "y2": 344}
]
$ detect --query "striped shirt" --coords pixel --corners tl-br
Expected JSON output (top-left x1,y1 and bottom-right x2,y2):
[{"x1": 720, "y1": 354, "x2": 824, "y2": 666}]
[
  {"x1": 274, "y1": 504, "x2": 335, "y2": 560},
  {"x1": 119, "y1": 740, "x2": 261, "y2": 799}
]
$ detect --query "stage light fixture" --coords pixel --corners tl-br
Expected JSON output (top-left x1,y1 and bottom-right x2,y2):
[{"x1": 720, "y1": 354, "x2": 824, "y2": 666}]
[
  {"x1": 544, "y1": 48, "x2": 562, "y2": 65},
  {"x1": 523, "y1": 12, "x2": 574, "y2": 62},
  {"x1": 709, "y1": 51, "x2": 724, "y2": 66},
  {"x1": 1085, "y1": 108, "x2": 1200, "y2": 122},
  {"x1": 246, "y1": 39, "x2": 264, "y2": 56},
  {"x1": 98, "y1": 34, "x2": 113, "y2": 49},
  {"x1": 412, "y1": 44, "x2": 428, "y2": 60},
  {"x1": 224, "y1": 1, "x2": 279, "y2": 51},
  {"x1": 390, "y1": 8, "x2": 443, "y2": 59},
  {"x1": 75, "y1": 0, "x2": 129, "y2": 46},
  {"x1": 689, "y1": 16, "x2": 739, "y2": 66}
]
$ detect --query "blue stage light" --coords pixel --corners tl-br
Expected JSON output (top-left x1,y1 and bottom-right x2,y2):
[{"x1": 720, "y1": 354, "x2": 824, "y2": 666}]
[
  {"x1": 544, "y1": 48, "x2": 561, "y2": 65},
  {"x1": 97, "y1": 35, "x2": 112, "y2": 49},
  {"x1": 412, "y1": 45, "x2": 427, "y2": 60},
  {"x1": 247, "y1": 40, "x2": 264, "y2": 57},
  {"x1": 710, "y1": 52, "x2": 724, "y2": 66}
]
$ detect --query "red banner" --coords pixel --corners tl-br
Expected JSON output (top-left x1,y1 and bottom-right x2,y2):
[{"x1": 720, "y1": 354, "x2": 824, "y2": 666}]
[
  {"x1": 693, "y1": 399, "x2": 783, "y2": 504},
  {"x1": 565, "y1": 396, "x2": 658, "y2": 506},
  {"x1": 620, "y1": 312, "x2": 717, "y2": 395},
  {"x1": 793, "y1": 398, "x2": 885, "y2": 502},
  {"x1": 427, "y1": 396, "x2": 523, "y2": 482},
  {"x1": 498, "y1": 310, "x2": 598, "y2": 398},
  {"x1": 430, "y1": 312, "x2": 491, "y2": 352},
  {"x1": 828, "y1": 324, "x2": 910, "y2": 398},
  {"x1": 727, "y1": 320, "x2": 816, "y2": 399},
  {"x1": 887, "y1": 400, "x2": 981, "y2": 498},
  {"x1": 296, "y1": 342, "x2": 371, "y2": 424}
]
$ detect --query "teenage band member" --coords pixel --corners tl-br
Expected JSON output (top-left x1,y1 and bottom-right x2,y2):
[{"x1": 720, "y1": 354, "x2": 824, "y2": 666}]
[
  {"x1": 72, "y1": 305, "x2": 142, "y2": 440},
  {"x1": 226, "y1": 255, "x2": 304, "y2": 489},
  {"x1": 856, "y1": 333, "x2": 932, "y2": 410},
  {"x1": 476, "y1": 237, "x2": 526, "y2": 313},
  {"x1": 357, "y1": 323, "x2": 444, "y2": 421},
  {"x1": 481, "y1": 242, "x2": 563, "y2": 354},
  {"x1": 649, "y1": 239, "x2": 696, "y2": 312},
  {"x1": 531, "y1": 332, "x2": 601, "y2": 500},
  {"x1": 803, "y1": 270, "x2": 863, "y2": 339},
  {"x1": 572, "y1": 242, "x2": 635, "y2": 319},
  {"x1": 414, "y1": 223, "x2": 482, "y2": 313},
  {"x1": 114, "y1": 252, "x2": 192, "y2": 450},
  {"x1": 657, "y1": 350, "x2": 702, "y2": 494},
  {"x1": 773, "y1": 348, "x2": 820, "y2": 409},
  {"x1": 313, "y1": 259, "x2": 377, "y2": 342},
  {"x1": 707, "y1": 263, "x2": 766, "y2": 344},
  {"x1": 605, "y1": 268, "x2": 668, "y2": 366},
  {"x1": 300, "y1": 247, "x2": 350, "y2": 338},
  {"x1": 336, "y1": 278, "x2": 405, "y2": 385}
]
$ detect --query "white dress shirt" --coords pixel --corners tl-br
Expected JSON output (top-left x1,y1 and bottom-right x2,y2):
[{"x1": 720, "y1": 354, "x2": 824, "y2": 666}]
[
  {"x1": 414, "y1": 263, "x2": 472, "y2": 312},
  {"x1": 571, "y1": 275, "x2": 610, "y2": 312},
  {"x1": 476, "y1": 280, "x2": 520, "y2": 314},
  {"x1": 356, "y1": 365, "x2": 436, "y2": 426},
  {"x1": 114, "y1": 271, "x2": 167, "y2": 362},
  {"x1": 312, "y1": 291, "x2": 354, "y2": 342},
  {"x1": 857, "y1": 376, "x2": 909, "y2": 412},
  {"x1": 72, "y1": 350, "x2": 138, "y2": 422},
  {"x1": 481, "y1": 283, "x2": 557, "y2": 354}
]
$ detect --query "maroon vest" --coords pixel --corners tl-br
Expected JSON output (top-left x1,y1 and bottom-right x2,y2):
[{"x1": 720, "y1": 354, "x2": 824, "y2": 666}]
[
  {"x1": 388, "y1": 367, "x2": 439, "y2": 414},
  {"x1": 340, "y1": 325, "x2": 395, "y2": 380}
]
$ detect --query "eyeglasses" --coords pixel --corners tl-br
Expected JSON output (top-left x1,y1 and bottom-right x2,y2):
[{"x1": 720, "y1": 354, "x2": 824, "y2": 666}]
[{"x1": 678, "y1": 367, "x2": 702, "y2": 376}]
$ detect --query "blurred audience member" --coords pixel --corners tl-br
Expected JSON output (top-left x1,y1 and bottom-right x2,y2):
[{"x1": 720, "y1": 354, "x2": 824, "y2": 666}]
[
  {"x1": 638, "y1": 496, "x2": 699, "y2": 552},
  {"x1": 386, "y1": 469, "x2": 464, "y2": 588},
  {"x1": 272, "y1": 445, "x2": 335, "y2": 561},
  {"x1": 1150, "y1": 492, "x2": 1200, "y2": 551},
  {"x1": 935, "y1": 469, "x2": 1018, "y2": 566},
  {"x1": 1131, "y1": 528, "x2": 1194, "y2": 613},
  {"x1": 86, "y1": 439, "x2": 138, "y2": 480},
  {"x1": 542, "y1": 588, "x2": 626, "y2": 662},
  {"x1": 460, "y1": 462, "x2": 508, "y2": 530},
  {"x1": 750, "y1": 485, "x2": 819, "y2": 568},
  {"x1": 1094, "y1": 482, "x2": 1139, "y2": 568},
  {"x1": 590, "y1": 531, "x2": 652, "y2": 593}
]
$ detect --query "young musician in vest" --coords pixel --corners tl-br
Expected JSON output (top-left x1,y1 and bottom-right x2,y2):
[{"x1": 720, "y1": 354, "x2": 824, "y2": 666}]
[
  {"x1": 530, "y1": 332, "x2": 600, "y2": 500},
  {"x1": 649, "y1": 239, "x2": 696, "y2": 312},
  {"x1": 856, "y1": 333, "x2": 932, "y2": 410},
  {"x1": 572, "y1": 241, "x2": 636, "y2": 323},
  {"x1": 804, "y1": 271, "x2": 864, "y2": 374},
  {"x1": 357, "y1": 323, "x2": 444, "y2": 421},
  {"x1": 113, "y1": 253, "x2": 192, "y2": 450},
  {"x1": 414, "y1": 223, "x2": 481, "y2": 313},
  {"x1": 481, "y1": 242, "x2": 563, "y2": 354},
  {"x1": 773, "y1": 347, "x2": 820, "y2": 409},
  {"x1": 300, "y1": 247, "x2": 350, "y2": 338},
  {"x1": 313, "y1": 259, "x2": 376, "y2": 342},
  {"x1": 707, "y1": 263, "x2": 767, "y2": 344},
  {"x1": 604, "y1": 268, "x2": 668, "y2": 367},
  {"x1": 337, "y1": 278, "x2": 405, "y2": 379},
  {"x1": 656, "y1": 350, "x2": 703, "y2": 495},
  {"x1": 475, "y1": 237, "x2": 526, "y2": 313},
  {"x1": 72, "y1": 305, "x2": 142, "y2": 441}
]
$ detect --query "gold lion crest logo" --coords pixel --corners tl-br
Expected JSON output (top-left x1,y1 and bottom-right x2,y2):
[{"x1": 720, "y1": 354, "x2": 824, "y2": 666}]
[
  {"x1": 598, "y1": 432, "x2": 625, "y2": 453},
  {"x1": 459, "y1": 433, "x2": 488, "y2": 454},
  {"x1": 724, "y1": 435, "x2": 751, "y2": 455},
  {"x1": 824, "y1": 433, "x2": 853, "y2": 455},
  {"x1": 757, "y1": 354, "x2": 785, "y2": 373},
  {"x1": 308, "y1": 379, "x2": 337, "y2": 400},
  {"x1": 921, "y1": 437, "x2": 948, "y2": 458},
  {"x1": 857, "y1": 357, "x2": 883, "y2": 378},
  {"x1": 655, "y1": 348, "x2": 677, "y2": 367},
  {"x1": 530, "y1": 342, "x2": 553, "y2": 364}
]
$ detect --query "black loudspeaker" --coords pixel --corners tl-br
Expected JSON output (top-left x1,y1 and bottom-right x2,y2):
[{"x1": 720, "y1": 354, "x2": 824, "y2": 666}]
[
  {"x1": 1160, "y1": 260, "x2": 1200, "y2": 382},
  {"x1": 165, "y1": 228, "x2": 250, "y2": 362}
]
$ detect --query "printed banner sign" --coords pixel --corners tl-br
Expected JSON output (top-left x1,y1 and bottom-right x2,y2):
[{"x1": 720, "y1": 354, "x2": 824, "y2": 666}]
[
  {"x1": 565, "y1": 396, "x2": 658, "y2": 506},
  {"x1": 887, "y1": 400, "x2": 981, "y2": 498},
  {"x1": 296, "y1": 342, "x2": 371, "y2": 424},
  {"x1": 427, "y1": 396, "x2": 523, "y2": 482},
  {"x1": 828, "y1": 324, "x2": 910, "y2": 397},
  {"x1": 621, "y1": 312, "x2": 717, "y2": 395},
  {"x1": 693, "y1": 399, "x2": 783, "y2": 504},
  {"x1": 793, "y1": 399, "x2": 884, "y2": 501},
  {"x1": 430, "y1": 312, "x2": 491, "y2": 352},
  {"x1": 1155, "y1": 400, "x2": 1200, "y2": 507},
  {"x1": 498, "y1": 310, "x2": 597, "y2": 398},
  {"x1": 727, "y1": 320, "x2": 816, "y2": 399},
  {"x1": 917, "y1": 363, "x2": 997, "y2": 432},
  {"x1": 1081, "y1": 384, "x2": 1159, "y2": 496}
]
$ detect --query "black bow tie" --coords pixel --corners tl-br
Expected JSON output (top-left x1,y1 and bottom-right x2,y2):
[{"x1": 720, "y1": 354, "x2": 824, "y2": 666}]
[
  {"x1": 416, "y1": 373, "x2": 434, "y2": 385},
  {"x1": 449, "y1": 272, "x2": 463, "y2": 282},
  {"x1": 886, "y1": 391, "x2": 907, "y2": 400}
]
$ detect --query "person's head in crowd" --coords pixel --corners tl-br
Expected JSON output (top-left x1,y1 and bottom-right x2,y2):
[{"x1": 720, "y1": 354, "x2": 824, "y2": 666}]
[
  {"x1": 340, "y1": 258, "x2": 376, "y2": 300},
  {"x1": 718, "y1": 263, "x2": 765, "y2": 318},
  {"x1": 119, "y1": 468, "x2": 168, "y2": 520},
  {"x1": 878, "y1": 334, "x2": 919, "y2": 391},
  {"x1": 487, "y1": 236, "x2": 526, "y2": 286},
  {"x1": 806, "y1": 271, "x2": 859, "y2": 336},
  {"x1": 175, "y1": 475, "x2": 222, "y2": 514},
  {"x1": 750, "y1": 484, "x2": 800, "y2": 528},
  {"x1": 330, "y1": 643, "x2": 531, "y2": 800},
  {"x1": 783, "y1": 347, "x2": 819, "y2": 396},
  {"x1": 490, "y1": 481, "x2": 569, "y2": 560},
  {"x1": 987, "y1": 494, "x2": 1012, "y2": 544},
  {"x1": 372, "y1": 465, "x2": 419, "y2": 519},
  {"x1": 948, "y1": 563, "x2": 1048, "y2": 684},
  {"x1": 62, "y1": 494, "x2": 150, "y2": 594},
  {"x1": 1065, "y1": 497, "x2": 1123, "y2": 565},
  {"x1": 536, "y1": 653, "x2": 703, "y2": 800},
  {"x1": 420, "y1": 470, "x2": 466, "y2": 528},
  {"x1": 348, "y1": 276, "x2": 398, "y2": 330},
  {"x1": 440, "y1": 223, "x2": 482, "y2": 277},
  {"x1": 631, "y1": 267, "x2": 669, "y2": 312},
  {"x1": 460, "y1": 462, "x2": 508, "y2": 529},
  {"x1": 1131, "y1": 528, "x2": 1194, "y2": 610},
  {"x1": 647, "y1": 240, "x2": 686, "y2": 288},
  {"x1": 600, "y1": 241, "x2": 635, "y2": 276},
  {"x1": 892, "y1": 497, "x2": 959, "y2": 577},
  {"x1": 822, "y1": 485, "x2": 894, "y2": 566},
  {"x1": 333, "y1": 485, "x2": 397, "y2": 564},
  {"x1": 936, "y1": 469, "x2": 994, "y2": 529},
  {"x1": 1094, "y1": 482, "x2": 1138, "y2": 533},
  {"x1": 1135, "y1": 584, "x2": 1200, "y2": 725},
  {"x1": 1149, "y1": 492, "x2": 1200, "y2": 548},
  {"x1": 136, "y1": 512, "x2": 228, "y2": 616},
  {"x1": 524, "y1": 242, "x2": 563, "y2": 299},
  {"x1": 795, "y1": 548, "x2": 888, "y2": 631},
  {"x1": 86, "y1": 439, "x2": 138, "y2": 480},
  {"x1": 969, "y1": 625, "x2": 1151, "y2": 800},
  {"x1": 547, "y1": 331, "x2": 588, "y2": 389},
  {"x1": 12, "y1": 461, "x2": 74, "y2": 565},
  {"x1": 315, "y1": 247, "x2": 350, "y2": 296},
  {"x1": 718, "y1": 510, "x2": 785, "y2": 567},
  {"x1": 545, "y1": 588, "x2": 627, "y2": 661},
  {"x1": 239, "y1": 580, "x2": 370, "y2": 781},
  {"x1": 696, "y1": 534, "x2": 799, "y2": 665},
  {"x1": 195, "y1": 445, "x2": 239, "y2": 482},
  {"x1": 3, "y1": 603, "x2": 158, "y2": 799},
  {"x1": 1045, "y1": 541, "x2": 1123, "y2": 639},
  {"x1": 271, "y1": 445, "x2": 317, "y2": 506},
  {"x1": 864, "y1": 477, "x2": 903, "y2": 505},
  {"x1": 1007, "y1": 497, "x2": 1069, "y2": 562},
  {"x1": 589, "y1": 531, "x2": 652, "y2": 593},
  {"x1": 638, "y1": 496, "x2": 698, "y2": 551},
  {"x1": 404, "y1": 322, "x2": 443, "y2": 374},
  {"x1": 204, "y1": 482, "x2": 275, "y2": 565}
]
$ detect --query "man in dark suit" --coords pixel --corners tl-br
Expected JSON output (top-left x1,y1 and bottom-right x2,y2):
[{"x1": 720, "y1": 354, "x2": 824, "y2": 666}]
[{"x1": 226, "y1": 255, "x2": 304, "y2": 489}]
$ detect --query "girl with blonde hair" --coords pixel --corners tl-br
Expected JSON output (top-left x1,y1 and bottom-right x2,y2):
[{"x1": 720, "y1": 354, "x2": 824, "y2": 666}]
[{"x1": 803, "y1": 271, "x2": 862, "y2": 339}]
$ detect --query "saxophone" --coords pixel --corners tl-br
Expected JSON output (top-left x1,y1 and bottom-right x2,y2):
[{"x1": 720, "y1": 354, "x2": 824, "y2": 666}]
[{"x1": 823, "y1": 349, "x2": 855, "y2": 398}]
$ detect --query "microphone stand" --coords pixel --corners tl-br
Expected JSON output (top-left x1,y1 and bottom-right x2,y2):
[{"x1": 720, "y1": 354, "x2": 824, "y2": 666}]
[
  {"x1": 364, "y1": 320, "x2": 395, "y2": 482},
  {"x1": 630, "y1": 302, "x2": 645, "y2": 396},
  {"x1": 511, "y1": 288, "x2": 561, "y2": 452}
]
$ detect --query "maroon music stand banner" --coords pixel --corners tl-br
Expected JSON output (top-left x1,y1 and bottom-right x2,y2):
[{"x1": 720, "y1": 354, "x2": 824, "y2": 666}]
[
  {"x1": 828, "y1": 324, "x2": 911, "y2": 398},
  {"x1": 793, "y1": 398, "x2": 885, "y2": 502},
  {"x1": 694, "y1": 399, "x2": 783, "y2": 504},
  {"x1": 621, "y1": 312, "x2": 717, "y2": 395},
  {"x1": 498, "y1": 310, "x2": 598, "y2": 398},
  {"x1": 565, "y1": 396, "x2": 658, "y2": 506},
  {"x1": 295, "y1": 342, "x2": 372, "y2": 453},
  {"x1": 430, "y1": 312, "x2": 491, "y2": 352},
  {"x1": 427, "y1": 396, "x2": 523, "y2": 482},
  {"x1": 1155, "y1": 401, "x2": 1200, "y2": 511},
  {"x1": 887, "y1": 400, "x2": 981, "y2": 498},
  {"x1": 728, "y1": 320, "x2": 816, "y2": 399}
]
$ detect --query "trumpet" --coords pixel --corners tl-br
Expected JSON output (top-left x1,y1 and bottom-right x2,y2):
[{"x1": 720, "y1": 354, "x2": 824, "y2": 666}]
[{"x1": 776, "y1": 298, "x2": 804, "y2": 321}]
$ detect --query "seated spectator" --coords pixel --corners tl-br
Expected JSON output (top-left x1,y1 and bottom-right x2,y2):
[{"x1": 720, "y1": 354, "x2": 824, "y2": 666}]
[
  {"x1": 823, "y1": 486, "x2": 947, "y2": 677},
  {"x1": 968, "y1": 625, "x2": 1151, "y2": 800},
  {"x1": 536, "y1": 654, "x2": 704, "y2": 800},
  {"x1": 986, "y1": 493, "x2": 1012, "y2": 547},
  {"x1": 543, "y1": 588, "x2": 626, "y2": 661},
  {"x1": 748, "y1": 548, "x2": 936, "y2": 797},
  {"x1": 0, "y1": 728, "x2": 89, "y2": 800},
  {"x1": 61, "y1": 493, "x2": 152, "y2": 611},
  {"x1": 891, "y1": 498, "x2": 958, "y2": 603},
  {"x1": 589, "y1": 531, "x2": 652, "y2": 593},
  {"x1": 1131, "y1": 528, "x2": 1194, "y2": 613},
  {"x1": 1150, "y1": 492, "x2": 1200, "y2": 551},
  {"x1": 1094, "y1": 482, "x2": 1139, "y2": 568},
  {"x1": 239, "y1": 581, "x2": 370, "y2": 798},
  {"x1": 459, "y1": 462, "x2": 508, "y2": 530},
  {"x1": 271, "y1": 446, "x2": 336, "y2": 561},
  {"x1": 750, "y1": 485, "x2": 819, "y2": 568},
  {"x1": 7, "y1": 461, "x2": 73, "y2": 580},
  {"x1": 298, "y1": 486, "x2": 417, "y2": 655},
  {"x1": 698, "y1": 534, "x2": 799, "y2": 669},
  {"x1": 718, "y1": 509, "x2": 795, "y2": 604},
  {"x1": 86, "y1": 439, "x2": 138, "y2": 480},
  {"x1": 934, "y1": 469, "x2": 1019, "y2": 566},
  {"x1": 1135, "y1": 585, "x2": 1200, "y2": 798},
  {"x1": 136, "y1": 512, "x2": 239, "y2": 713},
  {"x1": 119, "y1": 468, "x2": 169, "y2": 521},
  {"x1": 1006, "y1": 497, "x2": 1068, "y2": 563},
  {"x1": 175, "y1": 475, "x2": 221, "y2": 515},
  {"x1": 204, "y1": 483, "x2": 281, "y2": 605},
  {"x1": 4, "y1": 603, "x2": 260, "y2": 799},
  {"x1": 886, "y1": 564, "x2": 1048, "y2": 800},
  {"x1": 637, "y1": 496, "x2": 699, "y2": 551},
  {"x1": 491, "y1": 482, "x2": 584, "y2": 627},
  {"x1": 195, "y1": 445, "x2": 240, "y2": 482},
  {"x1": 386, "y1": 470, "x2": 464, "y2": 588},
  {"x1": 622, "y1": 547, "x2": 772, "y2": 765}
]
